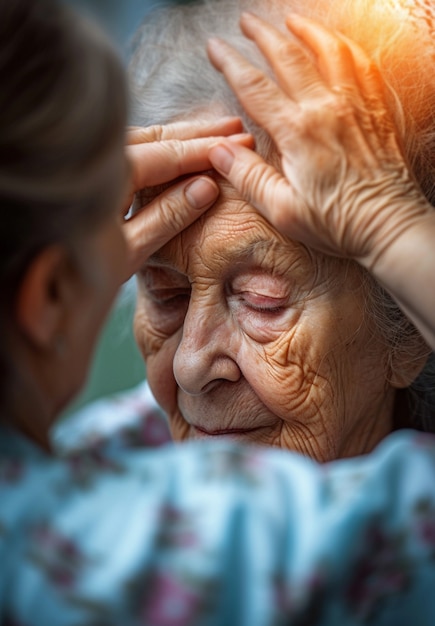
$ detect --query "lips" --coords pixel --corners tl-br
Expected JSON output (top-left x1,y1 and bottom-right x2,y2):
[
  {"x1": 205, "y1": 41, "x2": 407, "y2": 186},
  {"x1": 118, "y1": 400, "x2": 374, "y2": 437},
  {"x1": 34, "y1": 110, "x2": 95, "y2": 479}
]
[{"x1": 193, "y1": 424, "x2": 264, "y2": 436}]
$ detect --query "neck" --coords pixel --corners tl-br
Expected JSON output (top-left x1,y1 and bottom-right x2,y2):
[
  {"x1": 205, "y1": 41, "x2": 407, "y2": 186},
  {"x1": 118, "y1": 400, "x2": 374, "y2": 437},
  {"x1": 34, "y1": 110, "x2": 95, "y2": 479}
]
[{"x1": 2, "y1": 362, "x2": 54, "y2": 451}]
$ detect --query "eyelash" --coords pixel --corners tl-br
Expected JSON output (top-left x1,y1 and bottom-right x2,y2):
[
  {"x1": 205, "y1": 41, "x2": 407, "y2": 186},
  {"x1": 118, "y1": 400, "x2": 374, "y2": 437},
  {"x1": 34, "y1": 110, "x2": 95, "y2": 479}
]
[
  {"x1": 148, "y1": 287, "x2": 286, "y2": 314},
  {"x1": 245, "y1": 302, "x2": 285, "y2": 315},
  {"x1": 150, "y1": 290, "x2": 190, "y2": 307},
  {"x1": 238, "y1": 292, "x2": 286, "y2": 314},
  {"x1": 248, "y1": 303, "x2": 284, "y2": 314}
]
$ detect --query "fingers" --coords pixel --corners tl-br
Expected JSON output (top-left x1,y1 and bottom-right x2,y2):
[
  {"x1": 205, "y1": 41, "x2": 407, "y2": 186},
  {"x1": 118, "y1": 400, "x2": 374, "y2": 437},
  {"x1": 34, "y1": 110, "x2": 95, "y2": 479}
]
[
  {"x1": 285, "y1": 14, "x2": 395, "y2": 142},
  {"x1": 207, "y1": 37, "x2": 299, "y2": 145},
  {"x1": 208, "y1": 140, "x2": 297, "y2": 237},
  {"x1": 285, "y1": 14, "x2": 359, "y2": 93},
  {"x1": 124, "y1": 176, "x2": 219, "y2": 278},
  {"x1": 239, "y1": 12, "x2": 326, "y2": 102},
  {"x1": 126, "y1": 132, "x2": 253, "y2": 199},
  {"x1": 126, "y1": 117, "x2": 244, "y2": 145},
  {"x1": 334, "y1": 32, "x2": 386, "y2": 101},
  {"x1": 286, "y1": 14, "x2": 384, "y2": 101},
  {"x1": 121, "y1": 131, "x2": 254, "y2": 269}
]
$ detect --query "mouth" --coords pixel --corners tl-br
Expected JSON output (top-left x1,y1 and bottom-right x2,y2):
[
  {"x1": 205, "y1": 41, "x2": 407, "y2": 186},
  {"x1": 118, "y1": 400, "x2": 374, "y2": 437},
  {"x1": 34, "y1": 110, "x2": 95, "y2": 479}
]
[{"x1": 191, "y1": 424, "x2": 265, "y2": 438}]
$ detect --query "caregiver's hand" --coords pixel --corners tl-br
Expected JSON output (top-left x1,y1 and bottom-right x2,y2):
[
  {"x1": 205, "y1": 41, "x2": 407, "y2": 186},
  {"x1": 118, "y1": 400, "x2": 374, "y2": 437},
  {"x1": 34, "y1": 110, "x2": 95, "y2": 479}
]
[
  {"x1": 207, "y1": 13, "x2": 433, "y2": 264},
  {"x1": 207, "y1": 12, "x2": 435, "y2": 350},
  {"x1": 123, "y1": 117, "x2": 253, "y2": 278}
]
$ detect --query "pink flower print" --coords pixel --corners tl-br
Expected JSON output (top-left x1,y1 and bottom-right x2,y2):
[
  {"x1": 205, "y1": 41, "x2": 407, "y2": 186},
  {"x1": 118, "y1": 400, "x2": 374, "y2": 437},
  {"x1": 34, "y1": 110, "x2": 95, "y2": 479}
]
[
  {"x1": 0, "y1": 459, "x2": 24, "y2": 484},
  {"x1": 419, "y1": 517, "x2": 435, "y2": 546},
  {"x1": 156, "y1": 506, "x2": 199, "y2": 550},
  {"x1": 143, "y1": 572, "x2": 200, "y2": 626},
  {"x1": 413, "y1": 498, "x2": 435, "y2": 557},
  {"x1": 29, "y1": 523, "x2": 88, "y2": 589},
  {"x1": 67, "y1": 449, "x2": 124, "y2": 487},
  {"x1": 140, "y1": 412, "x2": 172, "y2": 447},
  {"x1": 345, "y1": 523, "x2": 410, "y2": 620},
  {"x1": 273, "y1": 567, "x2": 328, "y2": 621}
]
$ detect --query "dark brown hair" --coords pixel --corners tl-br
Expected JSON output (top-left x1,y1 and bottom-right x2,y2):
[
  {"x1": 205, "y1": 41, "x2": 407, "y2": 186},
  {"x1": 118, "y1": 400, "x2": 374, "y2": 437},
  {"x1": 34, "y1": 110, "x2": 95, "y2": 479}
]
[{"x1": 0, "y1": 0, "x2": 128, "y2": 402}]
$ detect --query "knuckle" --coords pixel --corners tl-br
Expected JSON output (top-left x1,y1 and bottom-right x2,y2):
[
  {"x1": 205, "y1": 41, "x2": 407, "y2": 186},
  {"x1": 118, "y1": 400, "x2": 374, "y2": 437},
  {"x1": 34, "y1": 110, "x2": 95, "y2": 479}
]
[
  {"x1": 328, "y1": 37, "x2": 347, "y2": 60},
  {"x1": 159, "y1": 191, "x2": 187, "y2": 233},
  {"x1": 328, "y1": 92, "x2": 355, "y2": 118},
  {"x1": 162, "y1": 139, "x2": 188, "y2": 176},
  {"x1": 237, "y1": 67, "x2": 271, "y2": 96},
  {"x1": 241, "y1": 162, "x2": 273, "y2": 204},
  {"x1": 143, "y1": 124, "x2": 165, "y2": 142},
  {"x1": 284, "y1": 109, "x2": 311, "y2": 136},
  {"x1": 275, "y1": 40, "x2": 297, "y2": 63}
]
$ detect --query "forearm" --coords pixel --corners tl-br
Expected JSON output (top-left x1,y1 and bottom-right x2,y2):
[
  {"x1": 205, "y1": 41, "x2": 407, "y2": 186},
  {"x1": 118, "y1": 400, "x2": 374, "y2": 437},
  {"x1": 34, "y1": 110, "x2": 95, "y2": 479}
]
[{"x1": 366, "y1": 211, "x2": 435, "y2": 351}]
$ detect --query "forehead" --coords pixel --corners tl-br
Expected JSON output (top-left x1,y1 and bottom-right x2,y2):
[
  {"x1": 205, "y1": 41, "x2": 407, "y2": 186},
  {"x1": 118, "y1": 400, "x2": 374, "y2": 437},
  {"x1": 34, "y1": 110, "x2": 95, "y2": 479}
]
[{"x1": 149, "y1": 177, "x2": 313, "y2": 276}]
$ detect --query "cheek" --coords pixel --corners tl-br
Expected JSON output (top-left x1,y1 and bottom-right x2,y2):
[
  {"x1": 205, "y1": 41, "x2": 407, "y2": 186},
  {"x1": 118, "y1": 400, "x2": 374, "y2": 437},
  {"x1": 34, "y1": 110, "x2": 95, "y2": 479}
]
[
  {"x1": 238, "y1": 306, "x2": 355, "y2": 422},
  {"x1": 134, "y1": 303, "x2": 179, "y2": 414},
  {"x1": 133, "y1": 303, "x2": 163, "y2": 360},
  {"x1": 239, "y1": 326, "x2": 324, "y2": 415}
]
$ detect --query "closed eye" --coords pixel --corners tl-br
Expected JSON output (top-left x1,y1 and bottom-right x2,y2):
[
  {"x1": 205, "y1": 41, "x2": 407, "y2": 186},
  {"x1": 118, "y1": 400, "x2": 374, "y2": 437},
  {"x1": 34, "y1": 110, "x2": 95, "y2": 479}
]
[
  {"x1": 239, "y1": 291, "x2": 287, "y2": 313},
  {"x1": 148, "y1": 288, "x2": 191, "y2": 307}
]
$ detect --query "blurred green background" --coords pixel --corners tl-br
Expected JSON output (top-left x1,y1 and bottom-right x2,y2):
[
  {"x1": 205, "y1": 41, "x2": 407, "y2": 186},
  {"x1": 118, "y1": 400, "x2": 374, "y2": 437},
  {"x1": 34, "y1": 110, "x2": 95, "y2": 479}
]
[{"x1": 61, "y1": 285, "x2": 146, "y2": 417}]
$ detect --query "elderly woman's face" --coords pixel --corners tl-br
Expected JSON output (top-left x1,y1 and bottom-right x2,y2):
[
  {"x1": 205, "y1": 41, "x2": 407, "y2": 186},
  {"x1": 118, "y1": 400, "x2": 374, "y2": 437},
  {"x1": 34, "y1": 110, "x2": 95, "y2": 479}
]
[{"x1": 135, "y1": 178, "x2": 397, "y2": 461}]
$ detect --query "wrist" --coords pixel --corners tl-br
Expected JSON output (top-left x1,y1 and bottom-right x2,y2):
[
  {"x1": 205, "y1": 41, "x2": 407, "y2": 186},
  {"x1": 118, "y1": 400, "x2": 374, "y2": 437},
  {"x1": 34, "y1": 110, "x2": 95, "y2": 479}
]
[
  {"x1": 362, "y1": 208, "x2": 435, "y2": 307},
  {"x1": 359, "y1": 194, "x2": 434, "y2": 275}
]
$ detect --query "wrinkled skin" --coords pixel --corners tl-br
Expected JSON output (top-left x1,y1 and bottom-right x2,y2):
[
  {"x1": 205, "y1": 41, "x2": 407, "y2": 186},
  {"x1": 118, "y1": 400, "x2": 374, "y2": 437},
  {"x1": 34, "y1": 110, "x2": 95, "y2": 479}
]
[
  {"x1": 207, "y1": 13, "x2": 435, "y2": 350},
  {"x1": 134, "y1": 176, "x2": 404, "y2": 462}
]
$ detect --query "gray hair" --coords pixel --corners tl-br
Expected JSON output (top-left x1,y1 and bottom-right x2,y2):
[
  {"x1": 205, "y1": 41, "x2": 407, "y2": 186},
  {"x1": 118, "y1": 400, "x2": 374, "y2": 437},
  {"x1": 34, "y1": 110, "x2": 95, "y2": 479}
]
[{"x1": 129, "y1": 0, "x2": 435, "y2": 430}]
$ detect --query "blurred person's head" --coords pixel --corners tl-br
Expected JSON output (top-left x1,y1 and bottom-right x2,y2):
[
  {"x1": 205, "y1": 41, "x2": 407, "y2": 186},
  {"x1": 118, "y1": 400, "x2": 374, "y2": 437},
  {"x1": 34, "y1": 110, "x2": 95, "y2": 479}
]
[{"x1": 0, "y1": 0, "x2": 128, "y2": 446}]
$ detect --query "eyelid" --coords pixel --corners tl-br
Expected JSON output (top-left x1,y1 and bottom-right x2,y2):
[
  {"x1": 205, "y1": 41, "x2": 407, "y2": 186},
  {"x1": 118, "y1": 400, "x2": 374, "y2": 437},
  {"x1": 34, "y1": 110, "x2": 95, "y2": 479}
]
[
  {"x1": 239, "y1": 291, "x2": 288, "y2": 311},
  {"x1": 140, "y1": 264, "x2": 190, "y2": 288},
  {"x1": 231, "y1": 272, "x2": 290, "y2": 298},
  {"x1": 148, "y1": 287, "x2": 190, "y2": 302}
]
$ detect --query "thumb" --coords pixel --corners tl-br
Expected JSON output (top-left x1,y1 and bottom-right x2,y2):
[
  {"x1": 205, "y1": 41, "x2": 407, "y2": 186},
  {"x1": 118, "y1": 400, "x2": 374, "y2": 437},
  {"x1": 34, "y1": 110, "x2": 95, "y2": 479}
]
[
  {"x1": 124, "y1": 176, "x2": 219, "y2": 279},
  {"x1": 208, "y1": 141, "x2": 297, "y2": 237}
]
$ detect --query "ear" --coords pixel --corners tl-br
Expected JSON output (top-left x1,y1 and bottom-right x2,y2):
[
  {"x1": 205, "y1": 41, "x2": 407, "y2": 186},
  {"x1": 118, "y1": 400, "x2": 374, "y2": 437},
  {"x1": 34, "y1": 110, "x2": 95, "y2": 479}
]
[
  {"x1": 15, "y1": 245, "x2": 73, "y2": 349},
  {"x1": 389, "y1": 336, "x2": 430, "y2": 389}
]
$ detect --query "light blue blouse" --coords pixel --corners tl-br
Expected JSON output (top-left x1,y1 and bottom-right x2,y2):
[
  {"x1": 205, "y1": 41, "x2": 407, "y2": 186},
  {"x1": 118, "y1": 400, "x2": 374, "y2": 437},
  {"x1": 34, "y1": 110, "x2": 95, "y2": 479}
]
[{"x1": 1, "y1": 383, "x2": 435, "y2": 625}]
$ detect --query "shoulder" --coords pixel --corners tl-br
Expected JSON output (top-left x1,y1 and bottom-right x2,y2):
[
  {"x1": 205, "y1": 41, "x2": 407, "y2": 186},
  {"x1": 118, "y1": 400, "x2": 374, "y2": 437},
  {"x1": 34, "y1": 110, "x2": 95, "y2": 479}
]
[
  {"x1": 1, "y1": 428, "x2": 435, "y2": 624},
  {"x1": 51, "y1": 380, "x2": 172, "y2": 455}
]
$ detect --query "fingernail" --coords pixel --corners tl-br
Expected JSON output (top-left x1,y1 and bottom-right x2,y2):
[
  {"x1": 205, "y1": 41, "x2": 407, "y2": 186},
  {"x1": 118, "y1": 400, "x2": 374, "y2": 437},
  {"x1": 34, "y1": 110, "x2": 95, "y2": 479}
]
[
  {"x1": 241, "y1": 11, "x2": 257, "y2": 22},
  {"x1": 185, "y1": 177, "x2": 219, "y2": 209},
  {"x1": 207, "y1": 37, "x2": 227, "y2": 66},
  {"x1": 209, "y1": 144, "x2": 235, "y2": 175},
  {"x1": 286, "y1": 13, "x2": 302, "y2": 24},
  {"x1": 228, "y1": 133, "x2": 255, "y2": 148},
  {"x1": 208, "y1": 36, "x2": 226, "y2": 51}
]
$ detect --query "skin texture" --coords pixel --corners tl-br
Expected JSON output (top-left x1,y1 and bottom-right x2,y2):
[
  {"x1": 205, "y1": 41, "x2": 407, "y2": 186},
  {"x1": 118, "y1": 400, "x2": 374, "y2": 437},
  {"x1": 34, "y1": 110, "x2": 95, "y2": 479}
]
[
  {"x1": 10, "y1": 119, "x2": 247, "y2": 448},
  {"x1": 135, "y1": 175, "x2": 402, "y2": 462},
  {"x1": 207, "y1": 13, "x2": 432, "y2": 264},
  {"x1": 11, "y1": 209, "x2": 127, "y2": 450},
  {"x1": 206, "y1": 13, "x2": 435, "y2": 350}
]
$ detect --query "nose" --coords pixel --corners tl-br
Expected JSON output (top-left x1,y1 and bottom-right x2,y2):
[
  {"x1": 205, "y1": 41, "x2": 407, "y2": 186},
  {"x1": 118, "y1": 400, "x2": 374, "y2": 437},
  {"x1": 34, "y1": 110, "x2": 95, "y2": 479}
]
[{"x1": 173, "y1": 297, "x2": 241, "y2": 395}]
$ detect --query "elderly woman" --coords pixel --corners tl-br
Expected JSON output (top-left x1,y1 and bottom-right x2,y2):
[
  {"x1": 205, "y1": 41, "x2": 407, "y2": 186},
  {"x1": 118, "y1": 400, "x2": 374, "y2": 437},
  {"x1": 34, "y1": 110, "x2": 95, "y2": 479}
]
[
  {"x1": 130, "y1": 0, "x2": 435, "y2": 461},
  {"x1": 4, "y1": 0, "x2": 435, "y2": 623}
]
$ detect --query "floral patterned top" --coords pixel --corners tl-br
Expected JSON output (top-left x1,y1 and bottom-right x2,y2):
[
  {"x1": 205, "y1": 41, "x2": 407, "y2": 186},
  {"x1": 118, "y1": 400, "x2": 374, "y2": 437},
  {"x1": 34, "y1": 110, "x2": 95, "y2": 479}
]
[{"x1": 1, "y1": 382, "x2": 435, "y2": 625}]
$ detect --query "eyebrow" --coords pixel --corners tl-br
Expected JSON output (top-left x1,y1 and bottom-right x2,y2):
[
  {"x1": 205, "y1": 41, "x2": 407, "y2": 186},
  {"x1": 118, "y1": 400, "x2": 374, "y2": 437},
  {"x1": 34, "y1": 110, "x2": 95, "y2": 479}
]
[{"x1": 148, "y1": 237, "x2": 309, "y2": 272}]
